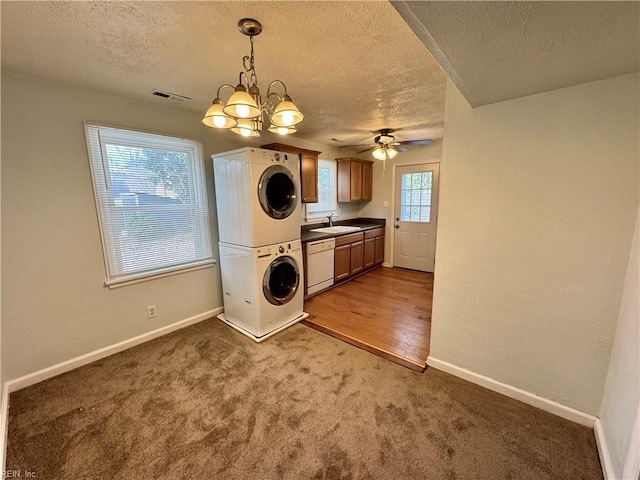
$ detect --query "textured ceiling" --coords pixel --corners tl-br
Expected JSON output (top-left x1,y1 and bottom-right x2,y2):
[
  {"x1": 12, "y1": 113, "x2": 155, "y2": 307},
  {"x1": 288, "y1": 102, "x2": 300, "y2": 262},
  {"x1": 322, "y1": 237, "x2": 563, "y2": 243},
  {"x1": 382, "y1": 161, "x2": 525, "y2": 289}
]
[
  {"x1": 393, "y1": 1, "x2": 640, "y2": 107},
  {"x1": 0, "y1": 1, "x2": 446, "y2": 148},
  {"x1": 5, "y1": 2, "x2": 636, "y2": 147}
]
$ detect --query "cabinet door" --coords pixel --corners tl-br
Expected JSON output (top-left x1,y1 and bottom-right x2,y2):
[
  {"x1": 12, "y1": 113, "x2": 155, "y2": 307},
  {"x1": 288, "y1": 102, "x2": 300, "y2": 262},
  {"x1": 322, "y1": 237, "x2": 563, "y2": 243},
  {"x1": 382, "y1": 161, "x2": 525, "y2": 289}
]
[
  {"x1": 363, "y1": 237, "x2": 375, "y2": 269},
  {"x1": 350, "y1": 161, "x2": 363, "y2": 201},
  {"x1": 300, "y1": 153, "x2": 318, "y2": 203},
  {"x1": 350, "y1": 240, "x2": 364, "y2": 275},
  {"x1": 334, "y1": 245, "x2": 351, "y2": 282},
  {"x1": 337, "y1": 160, "x2": 352, "y2": 203},
  {"x1": 374, "y1": 235, "x2": 385, "y2": 265},
  {"x1": 362, "y1": 161, "x2": 373, "y2": 201}
]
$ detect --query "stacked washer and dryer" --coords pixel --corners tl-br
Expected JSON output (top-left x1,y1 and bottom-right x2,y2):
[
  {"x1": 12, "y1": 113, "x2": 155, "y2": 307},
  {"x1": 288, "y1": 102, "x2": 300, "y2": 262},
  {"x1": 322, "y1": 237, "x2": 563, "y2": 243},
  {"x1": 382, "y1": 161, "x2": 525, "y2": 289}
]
[{"x1": 213, "y1": 147, "x2": 308, "y2": 342}]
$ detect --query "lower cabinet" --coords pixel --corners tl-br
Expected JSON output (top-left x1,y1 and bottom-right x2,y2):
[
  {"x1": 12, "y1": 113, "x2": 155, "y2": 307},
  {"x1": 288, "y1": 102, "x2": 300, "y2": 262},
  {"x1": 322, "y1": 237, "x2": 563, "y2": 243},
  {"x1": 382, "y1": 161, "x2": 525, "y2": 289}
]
[
  {"x1": 365, "y1": 227, "x2": 385, "y2": 267},
  {"x1": 350, "y1": 240, "x2": 364, "y2": 275},
  {"x1": 374, "y1": 235, "x2": 385, "y2": 265},
  {"x1": 333, "y1": 227, "x2": 385, "y2": 285},
  {"x1": 363, "y1": 238, "x2": 376, "y2": 269},
  {"x1": 334, "y1": 244, "x2": 351, "y2": 282}
]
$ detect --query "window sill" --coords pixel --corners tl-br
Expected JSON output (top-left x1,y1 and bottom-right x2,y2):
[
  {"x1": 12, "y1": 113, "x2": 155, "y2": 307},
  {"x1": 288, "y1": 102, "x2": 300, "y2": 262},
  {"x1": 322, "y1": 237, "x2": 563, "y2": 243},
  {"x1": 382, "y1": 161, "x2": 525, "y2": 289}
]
[{"x1": 105, "y1": 260, "x2": 216, "y2": 289}]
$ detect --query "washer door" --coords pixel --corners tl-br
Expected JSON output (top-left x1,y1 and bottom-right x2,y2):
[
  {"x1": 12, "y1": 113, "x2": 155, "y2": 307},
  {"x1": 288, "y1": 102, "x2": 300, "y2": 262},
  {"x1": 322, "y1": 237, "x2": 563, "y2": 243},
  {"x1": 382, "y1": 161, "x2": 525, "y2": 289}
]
[
  {"x1": 263, "y1": 256, "x2": 300, "y2": 305},
  {"x1": 258, "y1": 165, "x2": 298, "y2": 219}
]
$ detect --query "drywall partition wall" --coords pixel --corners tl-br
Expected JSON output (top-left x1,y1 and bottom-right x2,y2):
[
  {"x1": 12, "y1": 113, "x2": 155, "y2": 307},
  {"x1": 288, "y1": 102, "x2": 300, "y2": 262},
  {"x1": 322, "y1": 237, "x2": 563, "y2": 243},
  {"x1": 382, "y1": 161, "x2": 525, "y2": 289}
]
[
  {"x1": 0, "y1": 73, "x2": 341, "y2": 382},
  {"x1": 431, "y1": 73, "x2": 639, "y2": 416},
  {"x1": 359, "y1": 141, "x2": 443, "y2": 265},
  {"x1": 599, "y1": 211, "x2": 639, "y2": 479}
]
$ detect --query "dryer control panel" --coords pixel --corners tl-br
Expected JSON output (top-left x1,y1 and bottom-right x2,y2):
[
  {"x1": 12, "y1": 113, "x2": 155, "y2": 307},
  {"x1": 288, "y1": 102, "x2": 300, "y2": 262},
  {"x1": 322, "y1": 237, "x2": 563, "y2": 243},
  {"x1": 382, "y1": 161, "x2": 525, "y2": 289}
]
[
  {"x1": 244, "y1": 147, "x2": 298, "y2": 169},
  {"x1": 254, "y1": 240, "x2": 302, "y2": 261}
]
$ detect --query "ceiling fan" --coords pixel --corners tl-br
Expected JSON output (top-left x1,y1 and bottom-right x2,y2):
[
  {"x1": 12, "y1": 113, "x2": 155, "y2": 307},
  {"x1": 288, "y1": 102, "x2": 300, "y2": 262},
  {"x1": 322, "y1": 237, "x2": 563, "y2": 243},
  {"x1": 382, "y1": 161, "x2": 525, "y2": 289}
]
[{"x1": 342, "y1": 128, "x2": 433, "y2": 160}]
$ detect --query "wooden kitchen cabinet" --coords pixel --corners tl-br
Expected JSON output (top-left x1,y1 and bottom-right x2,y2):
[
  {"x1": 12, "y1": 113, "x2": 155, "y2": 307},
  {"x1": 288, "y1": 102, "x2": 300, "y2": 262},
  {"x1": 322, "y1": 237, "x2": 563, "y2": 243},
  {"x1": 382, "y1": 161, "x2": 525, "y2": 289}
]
[
  {"x1": 334, "y1": 245, "x2": 351, "y2": 282},
  {"x1": 362, "y1": 161, "x2": 372, "y2": 200},
  {"x1": 374, "y1": 235, "x2": 385, "y2": 265},
  {"x1": 364, "y1": 227, "x2": 385, "y2": 269},
  {"x1": 336, "y1": 158, "x2": 374, "y2": 202},
  {"x1": 261, "y1": 143, "x2": 320, "y2": 203},
  {"x1": 363, "y1": 237, "x2": 376, "y2": 269},
  {"x1": 334, "y1": 231, "x2": 365, "y2": 283},
  {"x1": 300, "y1": 152, "x2": 318, "y2": 203},
  {"x1": 350, "y1": 240, "x2": 364, "y2": 275}
]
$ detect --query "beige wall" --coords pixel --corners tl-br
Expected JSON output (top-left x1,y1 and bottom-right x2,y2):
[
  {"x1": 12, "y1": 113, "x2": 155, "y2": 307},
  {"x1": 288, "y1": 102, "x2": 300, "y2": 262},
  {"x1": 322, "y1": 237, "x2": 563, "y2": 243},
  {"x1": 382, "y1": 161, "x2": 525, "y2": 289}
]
[
  {"x1": 359, "y1": 142, "x2": 443, "y2": 264},
  {"x1": 431, "y1": 73, "x2": 639, "y2": 415},
  {"x1": 599, "y1": 210, "x2": 639, "y2": 478},
  {"x1": 0, "y1": 73, "x2": 348, "y2": 381}
]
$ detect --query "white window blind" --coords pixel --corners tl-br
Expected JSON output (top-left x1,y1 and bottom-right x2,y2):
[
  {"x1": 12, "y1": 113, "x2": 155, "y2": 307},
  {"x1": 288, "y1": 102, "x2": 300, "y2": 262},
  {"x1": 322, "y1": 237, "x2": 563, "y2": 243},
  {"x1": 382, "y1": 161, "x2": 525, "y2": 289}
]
[
  {"x1": 306, "y1": 159, "x2": 337, "y2": 219},
  {"x1": 84, "y1": 123, "x2": 213, "y2": 287}
]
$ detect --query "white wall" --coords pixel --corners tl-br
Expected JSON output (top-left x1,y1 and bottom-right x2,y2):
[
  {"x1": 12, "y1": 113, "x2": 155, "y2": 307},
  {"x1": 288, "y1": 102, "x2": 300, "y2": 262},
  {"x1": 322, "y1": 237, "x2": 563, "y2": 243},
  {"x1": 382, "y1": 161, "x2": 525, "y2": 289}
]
[
  {"x1": 360, "y1": 142, "x2": 443, "y2": 265},
  {"x1": 599, "y1": 211, "x2": 639, "y2": 479},
  {"x1": 431, "y1": 73, "x2": 639, "y2": 415},
  {"x1": 0, "y1": 73, "x2": 344, "y2": 381}
]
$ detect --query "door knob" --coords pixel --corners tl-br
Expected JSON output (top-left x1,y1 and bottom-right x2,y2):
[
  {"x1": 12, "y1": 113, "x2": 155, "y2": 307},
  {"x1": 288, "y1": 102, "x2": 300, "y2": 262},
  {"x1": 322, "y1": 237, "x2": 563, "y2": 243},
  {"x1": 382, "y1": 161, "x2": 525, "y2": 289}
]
[{"x1": 395, "y1": 225, "x2": 399, "y2": 229}]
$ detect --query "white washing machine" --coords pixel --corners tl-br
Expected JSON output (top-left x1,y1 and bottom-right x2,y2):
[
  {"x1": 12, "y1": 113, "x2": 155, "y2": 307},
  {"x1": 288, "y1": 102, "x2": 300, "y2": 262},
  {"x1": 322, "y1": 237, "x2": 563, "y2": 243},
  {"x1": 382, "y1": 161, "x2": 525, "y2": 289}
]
[
  {"x1": 213, "y1": 147, "x2": 301, "y2": 247},
  {"x1": 217, "y1": 239, "x2": 308, "y2": 342}
]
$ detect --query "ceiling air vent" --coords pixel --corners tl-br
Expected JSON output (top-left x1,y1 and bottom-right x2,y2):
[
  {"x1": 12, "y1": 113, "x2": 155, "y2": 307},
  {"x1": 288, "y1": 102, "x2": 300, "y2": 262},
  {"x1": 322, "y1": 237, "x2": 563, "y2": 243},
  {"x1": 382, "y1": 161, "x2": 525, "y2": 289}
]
[{"x1": 151, "y1": 89, "x2": 191, "y2": 104}]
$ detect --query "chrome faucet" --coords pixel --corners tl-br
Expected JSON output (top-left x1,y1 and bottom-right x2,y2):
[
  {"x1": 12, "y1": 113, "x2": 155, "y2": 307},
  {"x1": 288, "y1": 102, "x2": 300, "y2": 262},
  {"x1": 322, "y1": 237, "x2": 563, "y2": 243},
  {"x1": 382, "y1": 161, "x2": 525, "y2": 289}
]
[{"x1": 327, "y1": 213, "x2": 336, "y2": 227}]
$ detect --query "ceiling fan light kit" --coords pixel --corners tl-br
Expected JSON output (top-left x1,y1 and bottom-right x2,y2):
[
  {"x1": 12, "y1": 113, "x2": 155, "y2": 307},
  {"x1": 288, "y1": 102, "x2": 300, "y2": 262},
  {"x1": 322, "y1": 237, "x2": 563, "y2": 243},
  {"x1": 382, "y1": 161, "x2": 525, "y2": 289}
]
[
  {"x1": 202, "y1": 18, "x2": 304, "y2": 137},
  {"x1": 372, "y1": 145, "x2": 398, "y2": 161}
]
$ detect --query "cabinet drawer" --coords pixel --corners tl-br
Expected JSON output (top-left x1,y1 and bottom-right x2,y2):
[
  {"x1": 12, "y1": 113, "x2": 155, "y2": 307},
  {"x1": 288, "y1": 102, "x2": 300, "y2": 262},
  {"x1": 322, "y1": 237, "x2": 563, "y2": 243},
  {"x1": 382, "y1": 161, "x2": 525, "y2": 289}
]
[
  {"x1": 335, "y1": 232, "x2": 364, "y2": 247},
  {"x1": 364, "y1": 227, "x2": 385, "y2": 239}
]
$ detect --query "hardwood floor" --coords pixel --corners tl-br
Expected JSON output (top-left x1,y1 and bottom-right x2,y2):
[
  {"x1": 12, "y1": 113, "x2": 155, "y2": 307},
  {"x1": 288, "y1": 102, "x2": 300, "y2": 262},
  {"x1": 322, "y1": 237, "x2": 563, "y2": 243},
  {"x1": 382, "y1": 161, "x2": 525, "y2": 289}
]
[{"x1": 303, "y1": 266, "x2": 433, "y2": 371}]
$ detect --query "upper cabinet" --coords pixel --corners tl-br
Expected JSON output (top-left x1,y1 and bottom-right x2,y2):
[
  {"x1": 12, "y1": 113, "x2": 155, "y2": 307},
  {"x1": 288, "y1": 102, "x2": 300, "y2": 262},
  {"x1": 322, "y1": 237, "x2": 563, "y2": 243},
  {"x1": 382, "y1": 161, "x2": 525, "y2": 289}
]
[
  {"x1": 261, "y1": 143, "x2": 320, "y2": 203},
  {"x1": 336, "y1": 157, "x2": 374, "y2": 202}
]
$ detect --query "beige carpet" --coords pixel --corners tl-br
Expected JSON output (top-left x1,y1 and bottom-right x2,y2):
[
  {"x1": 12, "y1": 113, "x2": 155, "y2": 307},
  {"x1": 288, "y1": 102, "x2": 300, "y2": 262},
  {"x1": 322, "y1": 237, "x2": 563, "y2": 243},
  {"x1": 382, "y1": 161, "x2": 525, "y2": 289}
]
[{"x1": 7, "y1": 320, "x2": 602, "y2": 479}]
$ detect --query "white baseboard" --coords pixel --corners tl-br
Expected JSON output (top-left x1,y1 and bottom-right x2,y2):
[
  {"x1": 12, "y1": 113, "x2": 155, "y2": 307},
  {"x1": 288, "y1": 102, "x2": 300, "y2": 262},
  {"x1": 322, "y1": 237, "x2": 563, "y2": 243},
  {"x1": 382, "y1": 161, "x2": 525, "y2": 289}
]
[
  {"x1": 382, "y1": 262, "x2": 393, "y2": 268},
  {"x1": 0, "y1": 384, "x2": 9, "y2": 476},
  {"x1": 594, "y1": 418, "x2": 616, "y2": 480},
  {"x1": 5, "y1": 308, "x2": 222, "y2": 393},
  {"x1": 427, "y1": 356, "x2": 597, "y2": 428}
]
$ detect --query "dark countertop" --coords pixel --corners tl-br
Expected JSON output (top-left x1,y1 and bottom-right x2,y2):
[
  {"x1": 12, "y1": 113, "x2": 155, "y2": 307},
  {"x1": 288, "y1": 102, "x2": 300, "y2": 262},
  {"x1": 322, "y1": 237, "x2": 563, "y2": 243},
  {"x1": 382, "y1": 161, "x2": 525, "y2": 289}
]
[{"x1": 301, "y1": 217, "x2": 386, "y2": 243}]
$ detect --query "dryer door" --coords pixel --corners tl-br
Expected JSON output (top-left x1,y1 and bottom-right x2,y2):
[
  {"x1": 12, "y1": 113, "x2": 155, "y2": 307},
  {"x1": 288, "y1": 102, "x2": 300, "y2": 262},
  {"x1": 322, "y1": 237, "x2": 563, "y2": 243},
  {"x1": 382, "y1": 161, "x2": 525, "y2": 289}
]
[
  {"x1": 258, "y1": 165, "x2": 298, "y2": 219},
  {"x1": 263, "y1": 256, "x2": 300, "y2": 305}
]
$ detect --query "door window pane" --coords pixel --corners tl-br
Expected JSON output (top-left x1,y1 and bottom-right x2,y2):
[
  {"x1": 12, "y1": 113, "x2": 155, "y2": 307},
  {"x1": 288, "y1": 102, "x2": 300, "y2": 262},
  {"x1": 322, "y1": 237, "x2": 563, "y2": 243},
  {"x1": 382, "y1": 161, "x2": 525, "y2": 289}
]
[{"x1": 400, "y1": 171, "x2": 433, "y2": 223}]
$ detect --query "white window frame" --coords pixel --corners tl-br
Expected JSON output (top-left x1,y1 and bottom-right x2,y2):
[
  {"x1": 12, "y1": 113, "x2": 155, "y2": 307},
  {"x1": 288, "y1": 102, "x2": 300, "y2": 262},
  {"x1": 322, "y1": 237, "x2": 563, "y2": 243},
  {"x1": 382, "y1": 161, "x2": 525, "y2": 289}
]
[
  {"x1": 84, "y1": 122, "x2": 214, "y2": 288},
  {"x1": 305, "y1": 159, "x2": 338, "y2": 221}
]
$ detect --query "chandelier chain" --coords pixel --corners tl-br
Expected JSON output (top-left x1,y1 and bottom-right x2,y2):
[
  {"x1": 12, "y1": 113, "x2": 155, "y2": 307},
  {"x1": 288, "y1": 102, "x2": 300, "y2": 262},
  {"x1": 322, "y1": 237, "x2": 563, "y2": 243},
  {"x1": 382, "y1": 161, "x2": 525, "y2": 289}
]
[{"x1": 242, "y1": 36, "x2": 258, "y2": 87}]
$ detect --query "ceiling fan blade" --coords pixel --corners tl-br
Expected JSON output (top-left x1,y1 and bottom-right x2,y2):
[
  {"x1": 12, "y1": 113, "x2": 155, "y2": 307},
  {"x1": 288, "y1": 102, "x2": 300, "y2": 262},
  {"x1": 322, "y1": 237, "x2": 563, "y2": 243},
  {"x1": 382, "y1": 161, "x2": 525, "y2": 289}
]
[
  {"x1": 397, "y1": 139, "x2": 433, "y2": 146},
  {"x1": 340, "y1": 143, "x2": 375, "y2": 148},
  {"x1": 357, "y1": 147, "x2": 375, "y2": 154},
  {"x1": 394, "y1": 146, "x2": 408, "y2": 153}
]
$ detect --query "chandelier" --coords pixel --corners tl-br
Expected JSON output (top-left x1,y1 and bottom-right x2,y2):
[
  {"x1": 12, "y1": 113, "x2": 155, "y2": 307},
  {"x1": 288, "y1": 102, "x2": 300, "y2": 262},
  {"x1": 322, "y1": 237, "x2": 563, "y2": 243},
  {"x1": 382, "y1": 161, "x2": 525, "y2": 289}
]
[{"x1": 201, "y1": 18, "x2": 304, "y2": 137}]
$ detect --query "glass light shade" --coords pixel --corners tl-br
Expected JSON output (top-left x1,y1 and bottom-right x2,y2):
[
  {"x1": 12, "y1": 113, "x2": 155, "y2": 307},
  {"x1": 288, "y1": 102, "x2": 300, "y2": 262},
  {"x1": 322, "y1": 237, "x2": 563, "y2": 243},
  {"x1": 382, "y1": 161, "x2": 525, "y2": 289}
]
[
  {"x1": 372, "y1": 146, "x2": 398, "y2": 160},
  {"x1": 386, "y1": 147, "x2": 398, "y2": 159},
  {"x1": 201, "y1": 99, "x2": 237, "y2": 129},
  {"x1": 268, "y1": 124, "x2": 296, "y2": 135},
  {"x1": 223, "y1": 85, "x2": 261, "y2": 119},
  {"x1": 372, "y1": 148, "x2": 386, "y2": 161},
  {"x1": 270, "y1": 95, "x2": 304, "y2": 126},
  {"x1": 231, "y1": 118, "x2": 260, "y2": 137}
]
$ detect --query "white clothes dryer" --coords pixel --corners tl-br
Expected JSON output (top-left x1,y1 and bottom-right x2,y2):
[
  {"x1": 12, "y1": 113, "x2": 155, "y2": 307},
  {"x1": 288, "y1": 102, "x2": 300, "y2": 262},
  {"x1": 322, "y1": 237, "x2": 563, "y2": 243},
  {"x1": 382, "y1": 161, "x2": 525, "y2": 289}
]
[
  {"x1": 217, "y1": 239, "x2": 308, "y2": 342},
  {"x1": 213, "y1": 147, "x2": 301, "y2": 247}
]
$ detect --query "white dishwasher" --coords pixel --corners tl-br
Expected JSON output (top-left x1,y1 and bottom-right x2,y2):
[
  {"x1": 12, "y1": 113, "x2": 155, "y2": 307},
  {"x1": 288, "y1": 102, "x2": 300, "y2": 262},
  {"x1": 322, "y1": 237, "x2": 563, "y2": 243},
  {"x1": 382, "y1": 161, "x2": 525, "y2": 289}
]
[{"x1": 306, "y1": 238, "x2": 335, "y2": 295}]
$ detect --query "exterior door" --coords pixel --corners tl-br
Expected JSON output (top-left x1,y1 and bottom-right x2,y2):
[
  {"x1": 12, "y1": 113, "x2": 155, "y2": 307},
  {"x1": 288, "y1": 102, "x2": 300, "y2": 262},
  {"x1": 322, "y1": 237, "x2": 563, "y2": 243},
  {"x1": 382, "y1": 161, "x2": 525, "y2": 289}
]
[{"x1": 393, "y1": 163, "x2": 439, "y2": 272}]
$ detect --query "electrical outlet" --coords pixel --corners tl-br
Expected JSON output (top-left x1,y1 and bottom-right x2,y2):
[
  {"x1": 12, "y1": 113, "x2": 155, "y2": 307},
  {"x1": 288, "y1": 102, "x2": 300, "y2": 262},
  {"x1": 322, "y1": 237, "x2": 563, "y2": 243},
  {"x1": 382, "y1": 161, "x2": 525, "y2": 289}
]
[{"x1": 147, "y1": 305, "x2": 157, "y2": 318}]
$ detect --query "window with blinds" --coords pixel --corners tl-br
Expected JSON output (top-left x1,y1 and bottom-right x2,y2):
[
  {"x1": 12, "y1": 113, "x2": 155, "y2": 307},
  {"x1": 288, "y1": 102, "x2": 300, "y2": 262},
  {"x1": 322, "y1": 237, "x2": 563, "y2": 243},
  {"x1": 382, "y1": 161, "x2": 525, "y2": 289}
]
[
  {"x1": 306, "y1": 159, "x2": 337, "y2": 220},
  {"x1": 84, "y1": 123, "x2": 213, "y2": 287}
]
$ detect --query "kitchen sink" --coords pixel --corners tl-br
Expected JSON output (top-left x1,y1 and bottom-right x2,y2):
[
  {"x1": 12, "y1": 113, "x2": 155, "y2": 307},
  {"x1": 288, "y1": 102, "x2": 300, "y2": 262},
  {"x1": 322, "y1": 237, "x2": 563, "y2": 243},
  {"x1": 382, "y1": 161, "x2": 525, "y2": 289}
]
[{"x1": 309, "y1": 225, "x2": 362, "y2": 234}]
